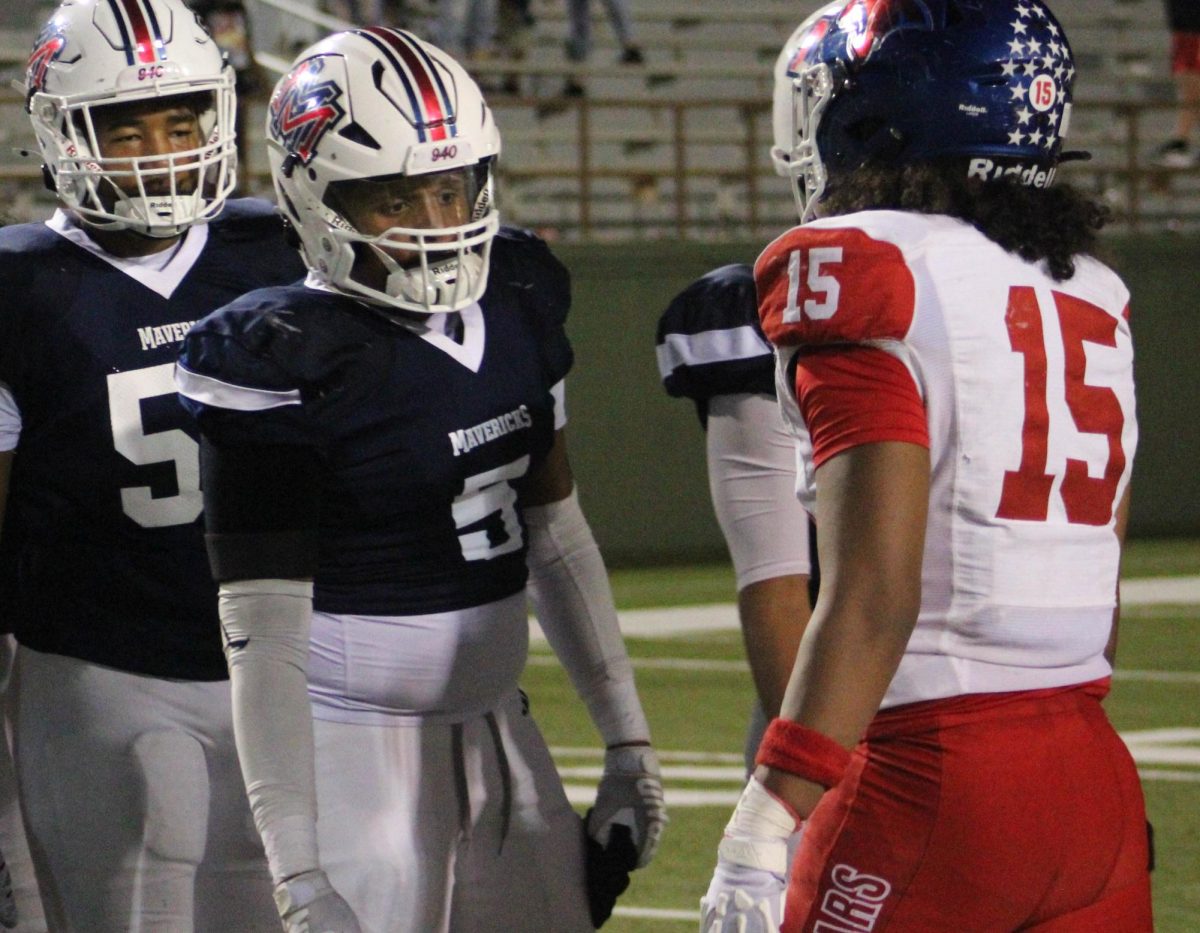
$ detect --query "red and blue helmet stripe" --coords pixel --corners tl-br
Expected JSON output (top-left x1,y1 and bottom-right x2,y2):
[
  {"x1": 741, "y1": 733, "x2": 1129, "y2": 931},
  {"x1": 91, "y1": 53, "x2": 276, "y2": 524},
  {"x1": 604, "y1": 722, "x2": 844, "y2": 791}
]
[
  {"x1": 106, "y1": 0, "x2": 168, "y2": 66},
  {"x1": 355, "y1": 28, "x2": 458, "y2": 143}
]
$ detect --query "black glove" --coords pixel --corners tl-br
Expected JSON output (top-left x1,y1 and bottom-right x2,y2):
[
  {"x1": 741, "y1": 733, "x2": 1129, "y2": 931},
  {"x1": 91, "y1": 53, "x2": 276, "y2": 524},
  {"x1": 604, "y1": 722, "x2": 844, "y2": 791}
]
[
  {"x1": 581, "y1": 811, "x2": 638, "y2": 928},
  {"x1": 0, "y1": 849, "x2": 16, "y2": 929}
]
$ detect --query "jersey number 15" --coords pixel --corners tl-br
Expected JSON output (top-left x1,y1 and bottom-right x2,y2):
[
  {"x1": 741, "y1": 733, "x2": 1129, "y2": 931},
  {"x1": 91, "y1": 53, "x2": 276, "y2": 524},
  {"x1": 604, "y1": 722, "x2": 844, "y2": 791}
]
[{"x1": 998, "y1": 286, "x2": 1127, "y2": 526}]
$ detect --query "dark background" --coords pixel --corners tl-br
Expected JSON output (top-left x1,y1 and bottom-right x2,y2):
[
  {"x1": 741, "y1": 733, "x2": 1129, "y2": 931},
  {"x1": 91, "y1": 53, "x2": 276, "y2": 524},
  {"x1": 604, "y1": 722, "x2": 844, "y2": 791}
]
[{"x1": 553, "y1": 233, "x2": 1200, "y2": 565}]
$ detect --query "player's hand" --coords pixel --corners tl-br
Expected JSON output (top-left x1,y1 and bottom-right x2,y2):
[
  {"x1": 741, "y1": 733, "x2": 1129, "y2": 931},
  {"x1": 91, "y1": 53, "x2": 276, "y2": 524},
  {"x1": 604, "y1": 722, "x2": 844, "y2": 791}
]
[
  {"x1": 586, "y1": 743, "x2": 668, "y2": 868},
  {"x1": 581, "y1": 815, "x2": 638, "y2": 927},
  {"x1": 0, "y1": 848, "x2": 16, "y2": 929},
  {"x1": 698, "y1": 777, "x2": 798, "y2": 933},
  {"x1": 274, "y1": 870, "x2": 362, "y2": 933},
  {"x1": 699, "y1": 842, "x2": 787, "y2": 933}
]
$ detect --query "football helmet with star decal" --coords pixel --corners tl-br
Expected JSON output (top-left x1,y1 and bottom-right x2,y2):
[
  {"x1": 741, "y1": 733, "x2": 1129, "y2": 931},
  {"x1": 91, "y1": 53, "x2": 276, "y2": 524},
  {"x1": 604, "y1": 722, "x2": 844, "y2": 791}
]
[{"x1": 774, "y1": 0, "x2": 1079, "y2": 221}]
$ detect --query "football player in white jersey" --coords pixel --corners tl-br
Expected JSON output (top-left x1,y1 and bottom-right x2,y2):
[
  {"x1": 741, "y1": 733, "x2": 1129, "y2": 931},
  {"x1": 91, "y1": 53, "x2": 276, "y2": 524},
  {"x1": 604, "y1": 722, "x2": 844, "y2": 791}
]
[
  {"x1": 175, "y1": 28, "x2": 666, "y2": 933},
  {"x1": 0, "y1": 0, "x2": 307, "y2": 928},
  {"x1": 701, "y1": 2, "x2": 1152, "y2": 931}
]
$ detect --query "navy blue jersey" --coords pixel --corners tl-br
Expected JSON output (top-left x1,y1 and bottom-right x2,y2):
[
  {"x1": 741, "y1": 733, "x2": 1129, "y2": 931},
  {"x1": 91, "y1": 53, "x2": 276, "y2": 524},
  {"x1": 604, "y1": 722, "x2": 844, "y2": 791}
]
[
  {"x1": 655, "y1": 263, "x2": 776, "y2": 425},
  {"x1": 178, "y1": 226, "x2": 573, "y2": 616},
  {"x1": 0, "y1": 199, "x2": 307, "y2": 679}
]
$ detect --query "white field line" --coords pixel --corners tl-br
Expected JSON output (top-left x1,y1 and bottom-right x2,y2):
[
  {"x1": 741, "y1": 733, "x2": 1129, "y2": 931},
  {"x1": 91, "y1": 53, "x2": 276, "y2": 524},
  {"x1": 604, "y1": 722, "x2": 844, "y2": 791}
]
[
  {"x1": 597, "y1": 719, "x2": 1200, "y2": 925},
  {"x1": 555, "y1": 728, "x2": 1200, "y2": 807},
  {"x1": 1120, "y1": 576, "x2": 1200, "y2": 605},
  {"x1": 612, "y1": 906, "x2": 697, "y2": 923},
  {"x1": 528, "y1": 654, "x2": 1200, "y2": 682},
  {"x1": 529, "y1": 575, "x2": 1200, "y2": 643}
]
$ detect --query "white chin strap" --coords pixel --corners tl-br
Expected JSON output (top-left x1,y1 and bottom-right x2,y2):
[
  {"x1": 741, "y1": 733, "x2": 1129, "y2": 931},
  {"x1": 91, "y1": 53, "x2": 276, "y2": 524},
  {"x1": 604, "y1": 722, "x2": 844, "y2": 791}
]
[
  {"x1": 384, "y1": 250, "x2": 485, "y2": 313},
  {"x1": 112, "y1": 194, "x2": 201, "y2": 238}
]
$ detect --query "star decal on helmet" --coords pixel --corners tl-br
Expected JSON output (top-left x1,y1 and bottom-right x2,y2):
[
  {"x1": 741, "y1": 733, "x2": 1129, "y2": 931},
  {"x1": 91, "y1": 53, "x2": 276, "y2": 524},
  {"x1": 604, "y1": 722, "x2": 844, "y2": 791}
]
[{"x1": 1001, "y1": 0, "x2": 1073, "y2": 150}]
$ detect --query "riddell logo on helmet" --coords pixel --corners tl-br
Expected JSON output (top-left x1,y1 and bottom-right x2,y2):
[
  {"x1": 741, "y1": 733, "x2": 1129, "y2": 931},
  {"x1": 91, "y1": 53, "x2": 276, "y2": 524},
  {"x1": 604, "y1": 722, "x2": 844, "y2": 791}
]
[{"x1": 968, "y1": 158, "x2": 1057, "y2": 188}]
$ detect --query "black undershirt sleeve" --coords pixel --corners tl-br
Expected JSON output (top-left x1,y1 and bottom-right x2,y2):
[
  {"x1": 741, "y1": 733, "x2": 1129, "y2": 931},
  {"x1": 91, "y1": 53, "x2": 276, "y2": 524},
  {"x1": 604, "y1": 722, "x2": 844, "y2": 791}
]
[{"x1": 200, "y1": 437, "x2": 323, "y2": 583}]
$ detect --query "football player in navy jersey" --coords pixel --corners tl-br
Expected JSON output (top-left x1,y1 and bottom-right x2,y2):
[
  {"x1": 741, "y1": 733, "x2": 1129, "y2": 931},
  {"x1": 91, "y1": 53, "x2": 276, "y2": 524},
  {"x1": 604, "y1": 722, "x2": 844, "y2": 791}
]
[
  {"x1": 0, "y1": 1, "x2": 306, "y2": 929},
  {"x1": 655, "y1": 264, "x2": 816, "y2": 776},
  {"x1": 176, "y1": 28, "x2": 666, "y2": 933}
]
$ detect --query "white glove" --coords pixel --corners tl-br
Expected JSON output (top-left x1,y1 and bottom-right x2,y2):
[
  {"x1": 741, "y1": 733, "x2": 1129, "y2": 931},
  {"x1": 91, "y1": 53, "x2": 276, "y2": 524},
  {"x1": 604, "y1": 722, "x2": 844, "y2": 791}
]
[
  {"x1": 586, "y1": 744, "x2": 668, "y2": 868},
  {"x1": 700, "y1": 858, "x2": 786, "y2": 933},
  {"x1": 0, "y1": 849, "x2": 15, "y2": 929},
  {"x1": 274, "y1": 870, "x2": 363, "y2": 933},
  {"x1": 699, "y1": 778, "x2": 798, "y2": 933}
]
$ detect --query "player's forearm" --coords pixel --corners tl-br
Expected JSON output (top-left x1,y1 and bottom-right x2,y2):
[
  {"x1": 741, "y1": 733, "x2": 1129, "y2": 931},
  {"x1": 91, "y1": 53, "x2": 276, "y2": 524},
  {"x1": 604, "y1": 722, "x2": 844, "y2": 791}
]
[
  {"x1": 219, "y1": 580, "x2": 322, "y2": 884},
  {"x1": 760, "y1": 442, "x2": 928, "y2": 817},
  {"x1": 737, "y1": 575, "x2": 811, "y2": 718},
  {"x1": 525, "y1": 489, "x2": 651, "y2": 745}
]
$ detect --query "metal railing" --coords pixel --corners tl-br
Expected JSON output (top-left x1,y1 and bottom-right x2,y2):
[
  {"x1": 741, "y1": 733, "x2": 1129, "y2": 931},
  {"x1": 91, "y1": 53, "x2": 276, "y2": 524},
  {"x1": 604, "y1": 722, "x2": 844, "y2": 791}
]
[
  {"x1": 482, "y1": 95, "x2": 1200, "y2": 237},
  {"x1": 1, "y1": 81, "x2": 1195, "y2": 236}
]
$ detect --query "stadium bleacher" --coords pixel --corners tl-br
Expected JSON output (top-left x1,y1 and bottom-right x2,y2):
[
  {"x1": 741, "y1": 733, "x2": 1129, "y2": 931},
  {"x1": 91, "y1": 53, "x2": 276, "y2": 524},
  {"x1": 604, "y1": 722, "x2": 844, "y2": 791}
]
[{"x1": 0, "y1": 0, "x2": 1196, "y2": 232}]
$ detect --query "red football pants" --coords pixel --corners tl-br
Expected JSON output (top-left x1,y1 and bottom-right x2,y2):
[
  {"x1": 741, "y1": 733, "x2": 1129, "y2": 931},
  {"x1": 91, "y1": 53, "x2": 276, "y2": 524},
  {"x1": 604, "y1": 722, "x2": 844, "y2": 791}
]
[{"x1": 783, "y1": 681, "x2": 1152, "y2": 932}]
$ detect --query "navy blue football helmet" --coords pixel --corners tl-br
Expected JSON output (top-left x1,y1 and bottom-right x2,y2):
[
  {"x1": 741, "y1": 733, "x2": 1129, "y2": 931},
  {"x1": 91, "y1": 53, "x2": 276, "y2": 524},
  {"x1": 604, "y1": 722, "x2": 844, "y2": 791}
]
[{"x1": 773, "y1": 0, "x2": 1079, "y2": 220}]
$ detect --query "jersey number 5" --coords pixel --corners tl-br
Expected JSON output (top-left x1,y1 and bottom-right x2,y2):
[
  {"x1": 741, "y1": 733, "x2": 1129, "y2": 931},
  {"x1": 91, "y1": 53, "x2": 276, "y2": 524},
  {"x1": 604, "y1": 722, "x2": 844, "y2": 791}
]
[
  {"x1": 107, "y1": 363, "x2": 201, "y2": 529},
  {"x1": 998, "y1": 287, "x2": 1126, "y2": 526},
  {"x1": 452, "y1": 456, "x2": 530, "y2": 561}
]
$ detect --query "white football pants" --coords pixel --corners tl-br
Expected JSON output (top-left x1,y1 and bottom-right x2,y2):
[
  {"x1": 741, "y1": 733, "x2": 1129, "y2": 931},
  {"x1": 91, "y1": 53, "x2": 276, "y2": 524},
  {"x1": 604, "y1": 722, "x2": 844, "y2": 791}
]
[
  {"x1": 314, "y1": 690, "x2": 593, "y2": 933},
  {"x1": 11, "y1": 647, "x2": 278, "y2": 932},
  {"x1": 0, "y1": 636, "x2": 47, "y2": 931}
]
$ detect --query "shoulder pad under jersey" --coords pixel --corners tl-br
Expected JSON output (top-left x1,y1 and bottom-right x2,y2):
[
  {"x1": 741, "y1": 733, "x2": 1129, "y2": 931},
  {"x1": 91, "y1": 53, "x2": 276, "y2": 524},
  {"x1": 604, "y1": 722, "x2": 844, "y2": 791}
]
[
  {"x1": 489, "y1": 226, "x2": 571, "y2": 330},
  {"x1": 206, "y1": 197, "x2": 296, "y2": 243},
  {"x1": 756, "y1": 215, "x2": 918, "y2": 348},
  {"x1": 178, "y1": 286, "x2": 360, "y2": 446},
  {"x1": 488, "y1": 226, "x2": 573, "y2": 387},
  {"x1": 656, "y1": 263, "x2": 776, "y2": 402}
]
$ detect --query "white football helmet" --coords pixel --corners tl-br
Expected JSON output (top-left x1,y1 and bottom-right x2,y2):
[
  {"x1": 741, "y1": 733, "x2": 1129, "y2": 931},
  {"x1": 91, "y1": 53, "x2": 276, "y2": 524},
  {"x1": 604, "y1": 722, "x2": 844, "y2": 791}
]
[
  {"x1": 25, "y1": 0, "x2": 237, "y2": 238},
  {"x1": 266, "y1": 28, "x2": 501, "y2": 315},
  {"x1": 771, "y1": 1, "x2": 847, "y2": 222}
]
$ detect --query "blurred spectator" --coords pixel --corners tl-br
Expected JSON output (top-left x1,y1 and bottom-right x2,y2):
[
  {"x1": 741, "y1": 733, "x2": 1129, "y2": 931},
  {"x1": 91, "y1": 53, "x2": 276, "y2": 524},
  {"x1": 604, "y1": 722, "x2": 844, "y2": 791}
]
[
  {"x1": 497, "y1": 0, "x2": 535, "y2": 95},
  {"x1": 436, "y1": 0, "x2": 497, "y2": 62},
  {"x1": 563, "y1": 0, "x2": 644, "y2": 97},
  {"x1": 1157, "y1": 0, "x2": 1200, "y2": 166},
  {"x1": 323, "y1": 0, "x2": 416, "y2": 28},
  {"x1": 187, "y1": 1, "x2": 266, "y2": 190}
]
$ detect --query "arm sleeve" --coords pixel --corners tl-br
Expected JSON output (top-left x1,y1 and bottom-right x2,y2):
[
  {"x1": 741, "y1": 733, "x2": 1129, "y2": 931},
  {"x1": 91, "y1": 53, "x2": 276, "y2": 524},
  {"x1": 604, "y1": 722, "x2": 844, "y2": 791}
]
[
  {"x1": 705, "y1": 393, "x2": 811, "y2": 590},
  {"x1": 794, "y1": 345, "x2": 929, "y2": 467},
  {"x1": 218, "y1": 579, "x2": 320, "y2": 884},
  {"x1": 524, "y1": 488, "x2": 650, "y2": 746}
]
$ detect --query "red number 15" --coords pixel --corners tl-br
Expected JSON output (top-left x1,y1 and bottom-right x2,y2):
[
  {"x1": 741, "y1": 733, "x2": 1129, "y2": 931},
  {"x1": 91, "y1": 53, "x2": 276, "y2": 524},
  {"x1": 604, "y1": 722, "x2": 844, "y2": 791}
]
[{"x1": 996, "y1": 286, "x2": 1127, "y2": 526}]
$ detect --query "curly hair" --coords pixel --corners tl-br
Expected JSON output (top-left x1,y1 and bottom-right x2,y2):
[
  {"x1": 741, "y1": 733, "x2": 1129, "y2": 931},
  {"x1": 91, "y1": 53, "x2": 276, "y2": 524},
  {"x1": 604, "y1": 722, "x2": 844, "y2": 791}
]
[{"x1": 818, "y1": 162, "x2": 1110, "y2": 282}]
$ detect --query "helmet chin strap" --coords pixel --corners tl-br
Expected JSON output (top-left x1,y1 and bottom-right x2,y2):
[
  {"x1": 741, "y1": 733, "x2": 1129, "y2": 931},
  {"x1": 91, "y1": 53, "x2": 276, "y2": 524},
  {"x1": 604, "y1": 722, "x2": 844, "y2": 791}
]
[
  {"x1": 111, "y1": 195, "x2": 191, "y2": 238},
  {"x1": 383, "y1": 251, "x2": 483, "y2": 313}
]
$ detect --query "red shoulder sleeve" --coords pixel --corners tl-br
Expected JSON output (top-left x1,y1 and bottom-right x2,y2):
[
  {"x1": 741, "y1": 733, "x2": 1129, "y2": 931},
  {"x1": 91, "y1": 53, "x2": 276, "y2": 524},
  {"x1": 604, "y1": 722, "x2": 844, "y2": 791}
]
[
  {"x1": 755, "y1": 225, "x2": 916, "y2": 347},
  {"x1": 794, "y1": 346, "x2": 929, "y2": 468}
]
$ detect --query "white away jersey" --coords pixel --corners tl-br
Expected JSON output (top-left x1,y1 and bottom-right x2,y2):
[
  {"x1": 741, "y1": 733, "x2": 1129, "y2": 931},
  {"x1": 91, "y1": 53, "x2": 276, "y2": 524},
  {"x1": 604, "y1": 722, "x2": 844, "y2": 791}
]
[{"x1": 756, "y1": 210, "x2": 1137, "y2": 706}]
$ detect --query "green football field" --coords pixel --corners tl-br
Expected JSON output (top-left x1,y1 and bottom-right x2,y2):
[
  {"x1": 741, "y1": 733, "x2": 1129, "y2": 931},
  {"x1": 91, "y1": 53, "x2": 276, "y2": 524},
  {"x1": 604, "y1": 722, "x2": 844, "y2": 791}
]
[{"x1": 521, "y1": 539, "x2": 1200, "y2": 932}]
